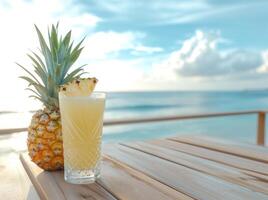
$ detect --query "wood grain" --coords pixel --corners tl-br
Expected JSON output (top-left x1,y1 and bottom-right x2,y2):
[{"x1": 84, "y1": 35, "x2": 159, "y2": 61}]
[
  {"x1": 20, "y1": 154, "x2": 116, "y2": 200},
  {"x1": 149, "y1": 139, "x2": 268, "y2": 176},
  {"x1": 99, "y1": 157, "x2": 193, "y2": 200},
  {"x1": 18, "y1": 135, "x2": 268, "y2": 200},
  {"x1": 257, "y1": 112, "x2": 266, "y2": 145},
  {"x1": 122, "y1": 141, "x2": 268, "y2": 195},
  {"x1": 20, "y1": 153, "x2": 193, "y2": 200},
  {"x1": 182, "y1": 136, "x2": 268, "y2": 153},
  {"x1": 104, "y1": 144, "x2": 268, "y2": 200},
  {"x1": 169, "y1": 136, "x2": 268, "y2": 163}
]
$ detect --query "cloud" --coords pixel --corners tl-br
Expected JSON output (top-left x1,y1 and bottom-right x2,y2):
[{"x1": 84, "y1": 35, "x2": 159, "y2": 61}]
[
  {"x1": 131, "y1": 45, "x2": 163, "y2": 55},
  {"x1": 79, "y1": 28, "x2": 268, "y2": 91},
  {"x1": 257, "y1": 51, "x2": 268, "y2": 73},
  {"x1": 82, "y1": 31, "x2": 137, "y2": 59},
  {"x1": 84, "y1": 59, "x2": 145, "y2": 91},
  {"x1": 153, "y1": 30, "x2": 263, "y2": 79},
  {"x1": 82, "y1": 31, "x2": 163, "y2": 59}
]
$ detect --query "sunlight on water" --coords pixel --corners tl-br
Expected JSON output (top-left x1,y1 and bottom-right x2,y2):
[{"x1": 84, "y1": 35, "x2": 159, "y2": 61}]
[{"x1": 1, "y1": 91, "x2": 268, "y2": 144}]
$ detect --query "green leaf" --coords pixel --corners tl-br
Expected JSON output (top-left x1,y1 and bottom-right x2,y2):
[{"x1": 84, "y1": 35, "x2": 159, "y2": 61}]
[
  {"x1": 49, "y1": 24, "x2": 59, "y2": 64},
  {"x1": 27, "y1": 54, "x2": 47, "y2": 85},
  {"x1": 29, "y1": 95, "x2": 43, "y2": 102},
  {"x1": 70, "y1": 47, "x2": 84, "y2": 66},
  {"x1": 27, "y1": 54, "x2": 45, "y2": 71},
  {"x1": 25, "y1": 88, "x2": 41, "y2": 98},
  {"x1": 35, "y1": 25, "x2": 54, "y2": 75},
  {"x1": 67, "y1": 41, "x2": 74, "y2": 54},
  {"x1": 63, "y1": 31, "x2": 72, "y2": 47},
  {"x1": 63, "y1": 64, "x2": 86, "y2": 83},
  {"x1": 54, "y1": 64, "x2": 62, "y2": 84},
  {"x1": 50, "y1": 25, "x2": 59, "y2": 51},
  {"x1": 30, "y1": 51, "x2": 47, "y2": 72},
  {"x1": 33, "y1": 66, "x2": 47, "y2": 86},
  {"x1": 72, "y1": 37, "x2": 85, "y2": 53},
  {"x1": 72, "y1": 72, "x2": 88, "y2": 81},
  {"x1": 19, "y1": 76, "x2": 38, "y2": 86},
  {"x1": 17, "y1": 63, "x2": 41, "y2": 85}
]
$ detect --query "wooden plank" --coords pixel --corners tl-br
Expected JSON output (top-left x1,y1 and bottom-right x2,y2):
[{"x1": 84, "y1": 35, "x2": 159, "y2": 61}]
[
  {"x1": 104, "y1": 144, "x2": 268, "y2": 200},
  {"x1": 47, "y1": 172, "x2": 117, "y2": 200},
  {"x1": 149, "y1": 139, "x2": 268, "y2": 176},
  {"x1": 99, "y1": 156, "x2": 193, "y2": 200},
  {"x1": 122, "y1": 141, "x2": 268, "y2": 195},
  {"x1": 187, "y1": 136, "x2": 268, "y2": 153},
  {"x1": 257, "y1": 112, "x2": 266, "y2": 145},
  {"x1": 169, "y1": 136, "x2": 268, "y2": 163},
  {"x1": 20, "y1": 153, "x2": 192, "y2": 200},
  {"x1": 20, "y1": 154, "x2": 116, "y2": 200}
]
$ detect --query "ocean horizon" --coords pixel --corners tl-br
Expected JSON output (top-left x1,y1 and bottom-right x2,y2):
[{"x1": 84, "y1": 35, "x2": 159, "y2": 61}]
[{"x1": 1, "y1": 90, "x2": 268, "y2": 144}]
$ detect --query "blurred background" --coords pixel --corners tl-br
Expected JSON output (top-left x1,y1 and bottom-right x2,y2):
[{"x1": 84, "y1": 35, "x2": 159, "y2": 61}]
[{"x1": 1, "y1": 0, "x2": 268, "y2": 143}]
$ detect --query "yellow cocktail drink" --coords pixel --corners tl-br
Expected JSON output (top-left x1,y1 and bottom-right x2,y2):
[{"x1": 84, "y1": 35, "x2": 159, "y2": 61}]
[{"x1": 59, "y1": 91, "x2": 105, "y2": 184}]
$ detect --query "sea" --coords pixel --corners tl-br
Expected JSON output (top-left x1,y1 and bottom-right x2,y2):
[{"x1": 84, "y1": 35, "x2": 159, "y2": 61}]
[{"x1": 1, "y1": 91, "x2": 268, "y2": 144}]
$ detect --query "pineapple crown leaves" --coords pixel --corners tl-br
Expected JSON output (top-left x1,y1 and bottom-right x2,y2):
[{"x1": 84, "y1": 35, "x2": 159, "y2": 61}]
[{"x1": 18, "y1": 23, "x2": 87, "y2": 109}]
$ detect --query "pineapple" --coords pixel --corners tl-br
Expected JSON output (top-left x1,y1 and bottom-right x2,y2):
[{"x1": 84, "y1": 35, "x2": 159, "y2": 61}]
[
  {"x1": 59, "y1": 77, "x2": 98, "y2": 96},
  {"x1": 18, "y1": 24, "x2": 87, "y2": 170}
]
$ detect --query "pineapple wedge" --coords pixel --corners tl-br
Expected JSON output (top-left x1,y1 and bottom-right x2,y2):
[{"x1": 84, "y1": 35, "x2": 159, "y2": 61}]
[{"x1": 59, "y1": 77, "x2": 98, "y2": 96}]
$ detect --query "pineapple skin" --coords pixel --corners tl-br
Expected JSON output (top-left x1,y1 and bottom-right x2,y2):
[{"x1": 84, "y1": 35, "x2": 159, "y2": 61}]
[{"x1": 28, "y1": 108, "x2": 64, "y2": 170}]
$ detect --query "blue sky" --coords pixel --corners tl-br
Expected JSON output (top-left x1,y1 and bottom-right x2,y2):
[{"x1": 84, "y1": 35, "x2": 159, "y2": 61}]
[
  {"x1": 78, "y1": 0, "x2": 268, "y2": 50},
  {"x1": 0, "y1": 0, "x2": 268, "y2": 110}
]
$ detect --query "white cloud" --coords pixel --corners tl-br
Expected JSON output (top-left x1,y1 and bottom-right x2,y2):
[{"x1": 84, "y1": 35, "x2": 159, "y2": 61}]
[
  {"x1": 131, "y1": 45, "x2": 163, "y2": 55},
  {"x1": 257, "y1": 51, "x2": 268, "y2": 73},
  {"x1": 82, "y1": 31, "x2": 162, "y2": 59},
  {"x1": 82, "y1": 31, "x2": 137, "y2": 59},
  {"x1": 84, "y1": 59, "x2": 145, "y2": 91},
  {"x1": 20, "y1": 25, "x2": 264, "y2": 92},
  {"x1": 152, "y1": 30, "x2": 263, "y2": 80}
]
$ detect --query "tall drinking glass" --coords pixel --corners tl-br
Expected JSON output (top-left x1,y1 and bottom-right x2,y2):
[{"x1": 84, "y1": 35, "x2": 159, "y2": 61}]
[{"x1": 59, "y1": 92, "x2": 106, "y2": 184}]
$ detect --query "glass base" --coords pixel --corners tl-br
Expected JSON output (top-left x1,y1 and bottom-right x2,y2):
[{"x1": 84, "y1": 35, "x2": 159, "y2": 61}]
[{"x1": 64, "y1": 164, "x2": 100, "y2": 184}]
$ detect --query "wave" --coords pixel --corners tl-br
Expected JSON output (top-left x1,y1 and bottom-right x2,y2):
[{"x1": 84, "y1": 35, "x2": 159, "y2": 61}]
[{"x1": 106, "y1": 104, "x2": 180, "y2": 111}]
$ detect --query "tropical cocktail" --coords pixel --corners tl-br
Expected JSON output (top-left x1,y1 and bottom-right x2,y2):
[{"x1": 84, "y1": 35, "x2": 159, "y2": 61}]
[{"x1": 59, "y1": 78, "x2": 105, "y2": 184}]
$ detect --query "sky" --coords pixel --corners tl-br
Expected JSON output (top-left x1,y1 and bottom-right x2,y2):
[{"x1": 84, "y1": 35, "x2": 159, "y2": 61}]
[{"x1": 0, "y1": 0, "x2": 268, "y2": 110}]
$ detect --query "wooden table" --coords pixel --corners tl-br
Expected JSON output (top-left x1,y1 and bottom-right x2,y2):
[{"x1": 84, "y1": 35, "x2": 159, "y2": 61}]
[{"x1": 20, "y1": 136, "x2": 268, "y2": 200}]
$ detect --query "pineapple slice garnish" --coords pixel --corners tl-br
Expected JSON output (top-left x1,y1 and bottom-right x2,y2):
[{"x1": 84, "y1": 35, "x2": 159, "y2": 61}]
[{"x1": 59, "y1": 77, "x2": 98, "y2": 96}]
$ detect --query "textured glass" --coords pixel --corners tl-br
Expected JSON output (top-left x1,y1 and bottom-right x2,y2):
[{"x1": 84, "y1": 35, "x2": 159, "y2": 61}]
[{"x1": 59, "y1": 93, "x2": 105, "y2": 184}]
